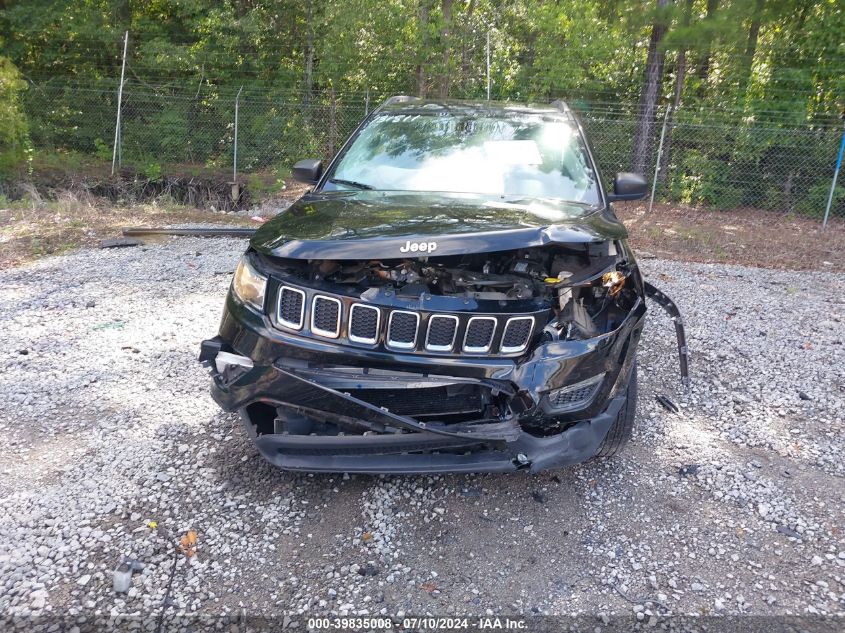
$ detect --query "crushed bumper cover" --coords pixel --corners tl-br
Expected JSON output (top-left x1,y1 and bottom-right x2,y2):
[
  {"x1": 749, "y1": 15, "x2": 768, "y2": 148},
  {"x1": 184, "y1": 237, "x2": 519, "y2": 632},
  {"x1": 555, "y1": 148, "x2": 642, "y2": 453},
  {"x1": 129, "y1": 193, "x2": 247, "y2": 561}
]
[
  {"x1": 211, "y1": 360, "x2": 627, "y2": 474},
  {"x1": 200, "y1": 291, "x2": 646, "y2": 474},
  {"x1": 246, "y1": 394, "x2": 626, "y2": 474}
]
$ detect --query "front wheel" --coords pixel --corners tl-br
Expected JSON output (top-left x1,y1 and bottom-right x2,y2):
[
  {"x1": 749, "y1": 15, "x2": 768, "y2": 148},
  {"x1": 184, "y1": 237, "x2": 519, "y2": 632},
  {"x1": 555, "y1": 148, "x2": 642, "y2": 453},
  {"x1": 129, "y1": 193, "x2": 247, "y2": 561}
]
[{"x1": 591, "y1": 364, "x2": 637, "y2": 459}]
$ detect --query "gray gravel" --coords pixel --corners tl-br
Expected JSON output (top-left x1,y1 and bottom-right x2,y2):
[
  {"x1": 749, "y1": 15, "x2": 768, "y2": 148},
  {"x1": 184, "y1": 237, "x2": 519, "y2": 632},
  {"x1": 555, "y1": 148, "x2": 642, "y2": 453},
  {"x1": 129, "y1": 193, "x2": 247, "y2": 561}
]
[{"x1": 0, "y1": 237, "x2": 844, "y2": 627}]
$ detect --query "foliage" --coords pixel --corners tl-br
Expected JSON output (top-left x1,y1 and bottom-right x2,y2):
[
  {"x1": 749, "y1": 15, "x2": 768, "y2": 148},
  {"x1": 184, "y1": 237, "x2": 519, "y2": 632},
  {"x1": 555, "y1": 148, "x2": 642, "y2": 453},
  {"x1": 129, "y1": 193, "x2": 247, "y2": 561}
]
[
  {"x1": 0, "y1": 0, "x2": 842, "y2": 215},
  {"x1": 0, "y1": 56, "x2": 30, "y2": 171}
]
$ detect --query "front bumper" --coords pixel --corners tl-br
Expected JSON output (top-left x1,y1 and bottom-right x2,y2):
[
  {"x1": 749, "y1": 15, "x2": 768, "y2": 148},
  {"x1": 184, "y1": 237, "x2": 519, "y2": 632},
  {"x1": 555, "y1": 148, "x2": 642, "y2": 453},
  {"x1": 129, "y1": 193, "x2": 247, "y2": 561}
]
[{"x1": 201, "y1": 292, "x2": 644, "y2": 474}]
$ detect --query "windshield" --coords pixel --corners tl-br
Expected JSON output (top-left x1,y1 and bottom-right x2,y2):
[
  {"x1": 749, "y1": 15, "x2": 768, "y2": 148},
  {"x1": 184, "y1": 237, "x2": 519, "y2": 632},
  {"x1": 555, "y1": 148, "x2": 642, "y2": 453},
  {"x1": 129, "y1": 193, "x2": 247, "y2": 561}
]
[{"x1": 324, "y1": 108, "x2": 601, "y2": 205}]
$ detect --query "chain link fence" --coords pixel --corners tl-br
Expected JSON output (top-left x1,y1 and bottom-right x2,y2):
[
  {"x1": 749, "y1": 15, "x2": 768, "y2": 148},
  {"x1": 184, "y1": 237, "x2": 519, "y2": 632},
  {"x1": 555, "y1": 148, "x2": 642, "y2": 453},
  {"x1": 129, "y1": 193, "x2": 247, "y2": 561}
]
[{"x1": 18, "y1": 80, "x2": 845, "y2": 222}]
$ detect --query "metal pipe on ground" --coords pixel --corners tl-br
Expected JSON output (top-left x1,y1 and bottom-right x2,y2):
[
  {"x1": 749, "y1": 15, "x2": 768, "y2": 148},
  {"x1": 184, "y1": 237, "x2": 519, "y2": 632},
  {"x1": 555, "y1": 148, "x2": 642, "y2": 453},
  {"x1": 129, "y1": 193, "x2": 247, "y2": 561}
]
[{"x1": 122, "y1": 227, "x2": 257, "y2": 238}]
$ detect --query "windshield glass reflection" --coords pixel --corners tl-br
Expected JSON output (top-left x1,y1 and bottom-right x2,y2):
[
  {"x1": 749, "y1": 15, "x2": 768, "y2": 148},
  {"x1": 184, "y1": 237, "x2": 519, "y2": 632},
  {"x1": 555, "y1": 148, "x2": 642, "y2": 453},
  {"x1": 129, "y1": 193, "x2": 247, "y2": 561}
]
[{"x1": 326, "y1": 106, "x2": 600, "y2": 205}]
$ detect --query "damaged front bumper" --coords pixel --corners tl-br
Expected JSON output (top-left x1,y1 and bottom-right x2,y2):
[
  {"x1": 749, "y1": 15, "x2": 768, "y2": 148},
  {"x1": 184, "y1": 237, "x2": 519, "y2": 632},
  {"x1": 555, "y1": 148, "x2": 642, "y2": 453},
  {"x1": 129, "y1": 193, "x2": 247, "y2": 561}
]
[{"x1": 199, "y1": 292, "x2": 647, "y2": 474}]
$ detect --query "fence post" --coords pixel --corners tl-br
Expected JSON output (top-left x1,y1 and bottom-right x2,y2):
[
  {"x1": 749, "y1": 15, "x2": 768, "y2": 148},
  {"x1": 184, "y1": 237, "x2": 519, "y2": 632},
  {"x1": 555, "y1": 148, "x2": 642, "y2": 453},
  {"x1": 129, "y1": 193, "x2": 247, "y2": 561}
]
[
  {"x1": 486, "y1": 31, "x2": 491, "y2": 101},
  {"x1": 365, "y1": 88, "x2": 370, "y2": 116},
  {"x1": 648, "y1": 106, "x2": 671, "y2": 213},
  {"x1": 329, "y1": 87, "x2": 337, "y2": 157},
  {"x1": 822, "y1": 130, "x2": 845, "y2": 228},
  {"x1": 111, "y1": 31, "x2": 129, "y2": 176},
  {"x1": 233, "y1": 85, "x2": 243, "y2": 185}
]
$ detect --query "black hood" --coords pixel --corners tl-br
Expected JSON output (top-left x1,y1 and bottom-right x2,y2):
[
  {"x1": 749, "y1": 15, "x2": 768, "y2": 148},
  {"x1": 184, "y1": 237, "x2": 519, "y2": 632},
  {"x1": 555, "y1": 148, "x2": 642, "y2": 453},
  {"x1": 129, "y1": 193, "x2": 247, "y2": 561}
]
[{"x1": 251, "y1": 191, "x2": 626, "y2": 259}]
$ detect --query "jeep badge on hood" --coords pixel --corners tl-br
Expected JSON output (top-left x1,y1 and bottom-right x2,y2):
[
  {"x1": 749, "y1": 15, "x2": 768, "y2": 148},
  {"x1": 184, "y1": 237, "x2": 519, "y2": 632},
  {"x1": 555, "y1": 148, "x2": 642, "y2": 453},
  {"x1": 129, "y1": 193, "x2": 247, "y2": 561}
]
[{"x1": 400, "y1": 240, "x2": 437, "y2": 254}]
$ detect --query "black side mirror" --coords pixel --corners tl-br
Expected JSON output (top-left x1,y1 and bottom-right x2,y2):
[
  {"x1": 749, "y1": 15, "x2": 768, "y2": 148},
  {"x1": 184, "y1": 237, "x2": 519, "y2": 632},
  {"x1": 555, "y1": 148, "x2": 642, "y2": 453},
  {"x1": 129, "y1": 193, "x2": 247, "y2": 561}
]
[
  {"x1": 292, "y1": 159, "x2": 323, "y2": 184},
  {"x1": 607, "y1": 172, "x2": 648, "y2": 202}
]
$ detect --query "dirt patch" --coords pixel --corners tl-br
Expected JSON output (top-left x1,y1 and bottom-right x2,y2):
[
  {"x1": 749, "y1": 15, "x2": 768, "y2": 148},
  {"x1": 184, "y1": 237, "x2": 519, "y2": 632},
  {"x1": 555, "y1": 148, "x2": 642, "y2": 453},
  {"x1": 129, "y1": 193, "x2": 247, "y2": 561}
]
[
  {"x1": 0, "y1": 192, "x2": 259, "y2": 269},
  {"x1": 616, "y1": 201, "x2": 845, "y2": 271}
]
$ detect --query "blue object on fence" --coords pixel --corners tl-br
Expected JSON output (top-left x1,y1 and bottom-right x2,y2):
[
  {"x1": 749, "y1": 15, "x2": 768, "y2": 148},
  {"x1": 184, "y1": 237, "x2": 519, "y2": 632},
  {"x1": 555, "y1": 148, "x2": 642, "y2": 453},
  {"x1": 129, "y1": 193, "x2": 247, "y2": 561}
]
[{"x1": 823, "y1": 130, "x2": 845, "y2": 228}]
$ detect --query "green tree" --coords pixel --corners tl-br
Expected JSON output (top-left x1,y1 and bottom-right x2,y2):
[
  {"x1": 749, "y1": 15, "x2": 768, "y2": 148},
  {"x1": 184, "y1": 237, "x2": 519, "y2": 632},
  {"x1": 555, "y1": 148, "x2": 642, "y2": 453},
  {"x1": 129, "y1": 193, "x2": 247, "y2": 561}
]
[{"x1": 0, "y1": 56, "x2": 29, "y2": 167}]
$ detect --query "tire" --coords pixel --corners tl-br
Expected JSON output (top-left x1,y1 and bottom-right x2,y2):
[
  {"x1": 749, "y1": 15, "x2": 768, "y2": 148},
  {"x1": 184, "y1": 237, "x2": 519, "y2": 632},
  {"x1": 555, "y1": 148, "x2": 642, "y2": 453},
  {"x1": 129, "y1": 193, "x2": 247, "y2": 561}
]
[{"x1": 591, "y1": 363, "x2": 638, "y2": 459}]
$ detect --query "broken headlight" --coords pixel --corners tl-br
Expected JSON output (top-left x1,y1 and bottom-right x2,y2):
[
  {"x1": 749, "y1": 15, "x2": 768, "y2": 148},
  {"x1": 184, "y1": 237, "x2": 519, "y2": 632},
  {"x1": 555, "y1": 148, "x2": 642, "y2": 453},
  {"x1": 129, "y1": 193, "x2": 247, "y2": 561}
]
[{"x1": 232, "y1": 256, "x2": 267, "y2": 311}]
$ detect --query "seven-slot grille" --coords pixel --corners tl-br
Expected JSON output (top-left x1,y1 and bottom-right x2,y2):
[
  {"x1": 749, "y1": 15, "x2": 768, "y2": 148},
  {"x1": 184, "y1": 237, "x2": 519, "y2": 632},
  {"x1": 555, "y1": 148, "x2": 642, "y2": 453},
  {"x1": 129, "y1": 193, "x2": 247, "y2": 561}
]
[
  {"x1": 349, "y1": 304, "x2": 380, "y2": 344},
  {"x1": 277, "y1": 286, "x2": 305, "y2": 329},
  {"x1": 273, "y1": 286, "x2": 537, "y2": 355},
  {"x1": 311, "y1": 296, "x2": 341, "y2": 338}
]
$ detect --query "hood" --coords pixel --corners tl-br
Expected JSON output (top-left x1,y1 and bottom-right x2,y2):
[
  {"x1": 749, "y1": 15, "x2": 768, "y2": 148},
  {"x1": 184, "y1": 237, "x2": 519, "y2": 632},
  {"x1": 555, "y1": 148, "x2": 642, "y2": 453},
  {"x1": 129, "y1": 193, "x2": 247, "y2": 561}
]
[{"x1": 251, "y1": 191, "x2": 626, "y2": 259}]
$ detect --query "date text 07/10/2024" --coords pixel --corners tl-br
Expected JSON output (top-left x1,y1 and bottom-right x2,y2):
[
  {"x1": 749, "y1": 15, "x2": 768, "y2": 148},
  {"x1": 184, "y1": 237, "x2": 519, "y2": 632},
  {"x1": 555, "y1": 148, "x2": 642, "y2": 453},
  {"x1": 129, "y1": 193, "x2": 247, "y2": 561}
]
[{"x1": 307, "y1": 616, "x2": 527, "y2": 630}]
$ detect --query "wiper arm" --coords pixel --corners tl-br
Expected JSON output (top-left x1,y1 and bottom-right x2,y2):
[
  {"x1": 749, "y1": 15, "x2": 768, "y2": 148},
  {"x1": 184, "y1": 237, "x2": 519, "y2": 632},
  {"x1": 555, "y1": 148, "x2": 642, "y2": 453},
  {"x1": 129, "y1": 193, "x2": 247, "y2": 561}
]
[{"x1": 328, "y1": 178, "x2": 374, "y2": 190}]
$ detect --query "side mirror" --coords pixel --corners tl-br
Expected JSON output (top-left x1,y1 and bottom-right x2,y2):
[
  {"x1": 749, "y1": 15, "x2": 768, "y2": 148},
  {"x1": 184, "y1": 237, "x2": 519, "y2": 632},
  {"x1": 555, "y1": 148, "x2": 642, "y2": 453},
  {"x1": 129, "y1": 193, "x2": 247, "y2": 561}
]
[
  {"x1": 292, "y1": 159, "x2": 323, "y2": 184},
  {"x1": 607, "y1": 172, "x2": 648, "y2": 202}
]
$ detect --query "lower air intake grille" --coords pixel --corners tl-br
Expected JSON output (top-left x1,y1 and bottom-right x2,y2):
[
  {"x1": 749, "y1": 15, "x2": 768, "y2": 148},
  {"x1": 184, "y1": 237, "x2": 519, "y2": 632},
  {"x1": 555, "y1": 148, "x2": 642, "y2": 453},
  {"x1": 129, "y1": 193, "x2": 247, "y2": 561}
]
[
  {"x1": 352, "y1": 386, "x2": 483, "y2": 417},
  {"x1": 278, "y1": 287, "x2": 305, "y2": 328},
  {"x1": 501, "y1": 317, "x2": 533, "y2": 352},
  {"x1": 547, "y1": 374, "x2": 604, "y2": 412},
  {"x1": 312, "y1": 296, "x2": 340, "y2": 337},
  {"x1": 387, "y1": 311, "x2": 418, "y2": 348},
  {"x1": 349, "y1": 304, "x2": 379, "y2": 343}
]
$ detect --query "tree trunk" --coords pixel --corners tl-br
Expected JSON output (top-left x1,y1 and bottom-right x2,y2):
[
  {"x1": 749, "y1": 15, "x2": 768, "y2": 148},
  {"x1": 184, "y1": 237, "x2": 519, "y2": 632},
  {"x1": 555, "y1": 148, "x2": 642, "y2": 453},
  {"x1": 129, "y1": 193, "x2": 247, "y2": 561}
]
[
  {"x1": 114, "y1": 0, "x2": 131, "y2": 29},
  {"x1": 437, "y1": 0, "x2": 453, "y2": 98},
  {"x1": 737, "y1": 0, "x2": 765, "y2": 97},
  {"x1": 631, "y1": 0, "x2": 670, "y2": 176},
  {"x1": 696, "y1": 0, "x2": 719, "y2": 91},
  {"x1": 459, "y1": 0, "x2": 476, "y2": 94},
  {"x1": 784, "y1": 169, "x2": 794, "y2": 213},
  {"x1": 659, "y1": 0, "x2": 692, "y2": 182},
  {"x1": 303, "y1": 0, "x2": 314, "y2": 106},
  {"x1": 416, "y1": 0, "x2": 431, "y2": 98}
]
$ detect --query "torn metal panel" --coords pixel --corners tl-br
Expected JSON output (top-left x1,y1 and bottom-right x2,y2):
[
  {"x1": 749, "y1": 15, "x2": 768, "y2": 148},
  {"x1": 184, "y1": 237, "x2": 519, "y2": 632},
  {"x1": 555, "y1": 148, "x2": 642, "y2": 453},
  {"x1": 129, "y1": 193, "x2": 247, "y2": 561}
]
[{"x1": 644, "y1": 281, "x2": 691, "y2": 386}]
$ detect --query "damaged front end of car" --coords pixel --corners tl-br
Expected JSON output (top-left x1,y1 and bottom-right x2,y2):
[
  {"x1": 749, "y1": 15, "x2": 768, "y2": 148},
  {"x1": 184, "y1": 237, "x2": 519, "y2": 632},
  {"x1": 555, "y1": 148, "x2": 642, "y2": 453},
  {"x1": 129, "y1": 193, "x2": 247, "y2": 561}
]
[{"x1": 199, "y1": 218, "x2": 687, "y2": 474}]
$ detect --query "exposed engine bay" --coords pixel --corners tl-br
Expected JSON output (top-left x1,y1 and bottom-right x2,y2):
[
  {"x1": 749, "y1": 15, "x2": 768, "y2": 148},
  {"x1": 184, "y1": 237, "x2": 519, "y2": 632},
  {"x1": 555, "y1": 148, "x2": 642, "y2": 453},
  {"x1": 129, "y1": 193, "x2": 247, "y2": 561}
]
[{"x1": 260, "y1": 241, "x2": 644, "y2": 344}]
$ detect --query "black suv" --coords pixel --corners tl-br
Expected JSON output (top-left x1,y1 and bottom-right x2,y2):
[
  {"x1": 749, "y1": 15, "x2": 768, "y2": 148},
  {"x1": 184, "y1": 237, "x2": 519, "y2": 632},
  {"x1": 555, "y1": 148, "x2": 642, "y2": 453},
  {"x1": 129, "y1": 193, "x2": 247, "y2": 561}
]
[{"x1": 200, "y1": 97, "x2": 687, "y2": 474}]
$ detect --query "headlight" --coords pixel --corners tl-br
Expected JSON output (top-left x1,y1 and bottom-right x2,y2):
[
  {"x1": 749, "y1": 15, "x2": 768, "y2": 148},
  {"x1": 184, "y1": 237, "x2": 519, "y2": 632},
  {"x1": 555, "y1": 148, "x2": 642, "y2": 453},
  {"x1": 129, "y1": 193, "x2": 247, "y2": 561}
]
[{"x1": 232, "y1": 256, "x2": 267, "y2": 311}]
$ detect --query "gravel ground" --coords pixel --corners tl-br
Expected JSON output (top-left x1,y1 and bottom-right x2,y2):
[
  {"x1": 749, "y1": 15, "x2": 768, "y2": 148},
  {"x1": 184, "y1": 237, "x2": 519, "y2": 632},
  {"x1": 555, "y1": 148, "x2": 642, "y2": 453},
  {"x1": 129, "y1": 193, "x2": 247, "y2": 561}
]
[{"x1": 0, "y1": 237, "x2": 843, "y2": 630}]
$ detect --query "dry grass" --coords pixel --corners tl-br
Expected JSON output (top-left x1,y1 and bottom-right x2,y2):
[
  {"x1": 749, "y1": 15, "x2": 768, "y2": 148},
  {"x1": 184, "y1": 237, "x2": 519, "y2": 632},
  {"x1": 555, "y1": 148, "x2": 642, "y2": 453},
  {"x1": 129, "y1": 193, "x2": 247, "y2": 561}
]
[
  {"x1": 2, "y1": 190, "x2": 842, "y2": 272},
  {"x1": 616, "y1": 202, "x2": 845, "y2": 272},
  {"x1": 0, "y1": 191, "x2": 258, "y2": 269}
]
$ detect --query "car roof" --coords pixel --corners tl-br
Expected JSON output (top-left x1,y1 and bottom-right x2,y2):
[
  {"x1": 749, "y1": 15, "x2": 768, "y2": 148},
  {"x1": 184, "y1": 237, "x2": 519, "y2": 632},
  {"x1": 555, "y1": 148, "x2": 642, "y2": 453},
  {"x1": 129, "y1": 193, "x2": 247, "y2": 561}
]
[{"x1": 377, "y1": 97, "x2": 574, "y2": 119}]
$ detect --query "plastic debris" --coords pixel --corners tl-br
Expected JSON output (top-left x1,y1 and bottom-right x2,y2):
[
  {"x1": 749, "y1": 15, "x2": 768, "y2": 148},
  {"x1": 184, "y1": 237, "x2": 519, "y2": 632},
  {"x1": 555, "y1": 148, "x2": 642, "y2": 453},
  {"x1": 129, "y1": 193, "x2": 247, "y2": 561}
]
[
  {"x1": 656, "y1": 394, "x2": 680, "y2": 413},
  {"x1": 678, "y1": 464, "x2": 700, "y2": 477},
  {"x1": 113, "y1": 558, "x2": 144, "y2": 593}
]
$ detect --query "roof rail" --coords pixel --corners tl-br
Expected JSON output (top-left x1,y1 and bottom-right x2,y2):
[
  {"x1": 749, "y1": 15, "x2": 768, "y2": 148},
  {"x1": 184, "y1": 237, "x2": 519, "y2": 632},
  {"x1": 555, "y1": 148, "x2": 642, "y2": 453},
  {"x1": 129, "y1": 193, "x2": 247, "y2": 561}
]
[
  {"x1": 381, "y1": 95, "x2": 422, "y2": 107},
  {"x1": 550, "y1": 99, "x2": 572, "y2": 114}
]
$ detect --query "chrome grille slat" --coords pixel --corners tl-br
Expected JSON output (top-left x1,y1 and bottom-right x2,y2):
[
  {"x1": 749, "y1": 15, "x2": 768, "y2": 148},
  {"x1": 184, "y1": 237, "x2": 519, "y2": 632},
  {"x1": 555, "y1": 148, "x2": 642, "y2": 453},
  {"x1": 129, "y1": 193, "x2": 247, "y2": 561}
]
[
  {"x1": 349, "y1": 304, "x2": 380, "y2": 344},
  {"x1": 500, "y1": 316, "x2": 534, "y2": 353},
  {"x1": 425, "y1": 315, "x2": 459, "y2": 352},
  {"x1": 311, "y1": 295, "x2": 341, "y2": 338},
  {"x1": 277, "y1": 286, "x2": 305, "y2": 330},
  {"x1": 462, "y1": 316, "x2": 497, "y2": 353},
  {"x1": 386, "y1": 310, "x2": 419, "y2": 349}
]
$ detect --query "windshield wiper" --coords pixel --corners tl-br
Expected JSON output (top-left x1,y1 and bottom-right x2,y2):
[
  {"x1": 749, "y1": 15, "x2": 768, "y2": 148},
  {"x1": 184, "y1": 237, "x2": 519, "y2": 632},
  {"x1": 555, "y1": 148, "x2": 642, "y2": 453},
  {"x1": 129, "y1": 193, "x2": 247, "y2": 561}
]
[{"x1": 328, "y1": 178, "x2": 374, "y2": 190}]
